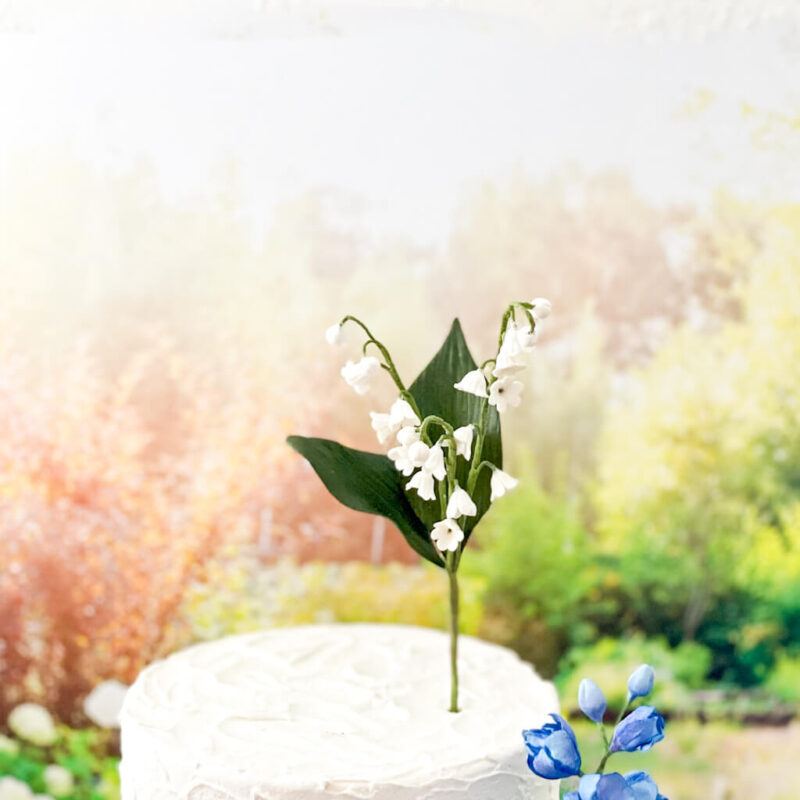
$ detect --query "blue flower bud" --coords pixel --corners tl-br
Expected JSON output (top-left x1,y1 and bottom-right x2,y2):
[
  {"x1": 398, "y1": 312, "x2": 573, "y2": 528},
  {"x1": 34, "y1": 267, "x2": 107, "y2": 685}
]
[
  {"x1": 624, "y1": 771, "x2": 668, "y2": 800},
  {"x1": 578, "y1": 678, "x2": 607, "y2": 723},
  {"x1": 627, "y1": 664, "x2": 655, "y2": 699},
  {"x1": 610, "y1": 706, "x2": 665, "y2": 753},
  {"x1": 522, "y1": 714, "x2": 582, "y2": 779},
  {"x1": 578, "y1": 772, "x2": 634, "y2": 799}
]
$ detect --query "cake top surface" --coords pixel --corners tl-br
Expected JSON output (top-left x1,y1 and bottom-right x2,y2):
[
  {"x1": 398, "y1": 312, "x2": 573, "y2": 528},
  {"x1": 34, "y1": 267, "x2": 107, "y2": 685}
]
[{"x1": 121, "y1": 623, "x2": 557, "y2": 792}]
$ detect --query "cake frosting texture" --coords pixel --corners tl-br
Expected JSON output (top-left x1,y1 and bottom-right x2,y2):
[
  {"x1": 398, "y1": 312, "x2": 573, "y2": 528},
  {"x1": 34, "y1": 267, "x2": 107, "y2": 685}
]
[{"x1": 120, "y1": 624, "x2": 559, "y2": 800}]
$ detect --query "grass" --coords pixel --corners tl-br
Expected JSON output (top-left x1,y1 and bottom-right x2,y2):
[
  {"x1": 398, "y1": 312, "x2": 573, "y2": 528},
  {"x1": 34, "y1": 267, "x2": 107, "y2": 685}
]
[{"x1": 564, "y1": 720, "x2": 800, "y2": 800}]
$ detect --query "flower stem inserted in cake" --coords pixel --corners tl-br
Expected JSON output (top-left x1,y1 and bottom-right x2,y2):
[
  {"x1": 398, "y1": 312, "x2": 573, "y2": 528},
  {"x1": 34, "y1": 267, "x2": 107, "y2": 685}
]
[{"x1": 288, "y1": 298, "x2": 550, "y2": 712}]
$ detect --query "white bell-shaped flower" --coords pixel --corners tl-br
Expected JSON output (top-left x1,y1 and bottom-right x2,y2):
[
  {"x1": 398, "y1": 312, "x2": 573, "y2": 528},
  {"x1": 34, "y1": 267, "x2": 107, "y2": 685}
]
[
  {"x1": 370, "y1": 412, "x2": 396, "y2": 444},
  {"x1": 488, "y1": 377, "x2": 524, "y2": 413},
  {"x1": 452, "y1": 425, "x2": 474, "y2": 460},
  {"x1": 493, "y1": 322, "x2": 527, "y2": 378},
  {"x1": 397, "y1": 426, "x2": 420, "y2": 447},
  {"x1": 490, "y1": 468, "x2": 518, "y2": 501},
  {"x1": 388, "y1": 444, "x2": 416, "y2": 476},
  {"x1": 446, "y1": 485, "x2": 477, "y2": 518},
  {"x1": 531, "y1": 297, "x2": 552, "y2": 320},
  {"x1": 389, "y1": 398, "x2": 420, "y2": 429},
  {"x1": 430, "y1": 518, "x2": 465, "y2": 552},
  {"x1": 406, "y1": 469, "x2": 436, "y2": 501},
  {"x1": 516, "y1": 321, "x2": 540, "y2": 352},
  {"x1": 423, "y1": 444, "x2": 447, "y2": 481},
  {"x1": 407, "y1": 440, "x2": 431, "y2": 469},
  {"x1": 0, "y1": 777, "x2": 33, "y2": 800},
  {"x1": 341, "y1": 356, "x2": 382, "y2": 395},
  {"x1": 325, "y1": 323, "x2": 344, "y2": 346},
  {"x1": 454, "y1": 369, "x2": 488, "y2": 398}
]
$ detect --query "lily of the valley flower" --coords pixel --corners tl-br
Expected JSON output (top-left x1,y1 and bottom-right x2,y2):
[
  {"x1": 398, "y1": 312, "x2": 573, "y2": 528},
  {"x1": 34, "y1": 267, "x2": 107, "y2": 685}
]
[
  {"x1": 490, "y1": 467, "x2": 518, "y2": 501},
  {"x1": 370, "y1": 411, "x2": 396, "y2": 444},
  {"x1": 488, "y1": 376, "x2": 524, "y2": 413},
  {"x1": 454, "y1": 368, "x2": 488, "y2": 398},
  {"x1": 388, "y1": 443, "x2": 416, "y2": 476},
  {"x1": 407, "y1": 468, "x2": 436, "y2": 501},
  {"x1": 516, "y1": 321, "x2": 539, "y2": 352},
  {"x1": 397, "y1": 425, "x2": 420, "y2": 446},
  {"x1": 531, "y1": 297, "x2": 552, "y2": 320},
  {"x1": 431, "y1": 518, "x2": 465, "y2": 552},
  {"x1": 446, "y1": 485, "x2": 477, "y2": 518},
  {"x1": 370, "y1": 398, "x2": 421, "y2": 445},
  {"x1": 452, "y1": 425, "x2": 474, "y2": 459},
  {"x1": 493, "y1": 322, "x2": 527, "y2": 378},
  {"x1": 341, "y1": 356, "x2": 381, "y2": 395},
  {"x1": 325, "y1": 323, "x2": 344, "y2": 346},
  {"x1": 390, "y1": 397, "x2": 420, "y2": 428},
  {"x1": 407, "y1": 440, "x2": 431, "y2": 469},
  {"x1": 423, "y1": 444, "x2": 447, "y2": 481}
]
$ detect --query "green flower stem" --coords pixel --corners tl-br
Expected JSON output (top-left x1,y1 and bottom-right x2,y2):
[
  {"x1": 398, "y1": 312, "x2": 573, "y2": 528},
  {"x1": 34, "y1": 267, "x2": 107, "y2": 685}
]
[
  {"x1": 340, "y1": 315, "x2": 421, "y2": 418},
  {"x1": 466, "y1": 400, "x2": 490, "y2": 494},
  {"x1": 446, "y1": 550, "x2": 460, "y2": 713}
]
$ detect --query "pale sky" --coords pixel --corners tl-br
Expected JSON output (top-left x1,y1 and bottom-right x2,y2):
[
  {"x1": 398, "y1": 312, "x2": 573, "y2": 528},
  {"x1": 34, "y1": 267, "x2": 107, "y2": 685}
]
[{"x1": 2, "y1": 1, "x2": 800, "y2": 243}]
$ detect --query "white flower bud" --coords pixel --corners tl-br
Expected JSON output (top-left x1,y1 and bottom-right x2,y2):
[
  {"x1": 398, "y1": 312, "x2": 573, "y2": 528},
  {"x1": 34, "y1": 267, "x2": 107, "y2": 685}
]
[
  {"x1": 452, "y1": 425, "x2": 474, "y2": 460},
  {"x1": 453, "y1": 369, "x2": 488, "y2": 398},
  {"x1": 531, "y1": 297, "x2": 552, "y2": 320},
  {"x1": 406, "y1": 469, "x2": 436, "y2": 501},
  {"x1": 325, "y1": 323, "x2": 344, "y2": 346},
  {"x1": 341, "y1": 356, "x2": 381, "y2": 395}
]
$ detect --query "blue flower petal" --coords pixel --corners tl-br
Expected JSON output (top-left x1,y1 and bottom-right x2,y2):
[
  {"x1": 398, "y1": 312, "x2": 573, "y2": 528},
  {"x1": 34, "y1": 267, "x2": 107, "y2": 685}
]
[
  {"x1": 624, "y1": 771, "x2": 658, "y2": 800},
  {"x1": 579, "y1": 678, "x2": 608, "y2": 723},
  {"x1": 610, "y1": 706, "x2": 665, "y2": 753}
]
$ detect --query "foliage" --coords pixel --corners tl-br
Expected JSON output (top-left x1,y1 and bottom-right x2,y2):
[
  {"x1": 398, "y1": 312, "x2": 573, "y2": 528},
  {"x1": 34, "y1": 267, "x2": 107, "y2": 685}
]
[
  {"x1": 0, "y1": 724, "x2": 119, "y2": 800},
  {"x1": 765, "y1": 652, "x2": 800, "y2": 706},
  {"x1": 173, "y1": 557, "x2": 484, "y2": 644}
]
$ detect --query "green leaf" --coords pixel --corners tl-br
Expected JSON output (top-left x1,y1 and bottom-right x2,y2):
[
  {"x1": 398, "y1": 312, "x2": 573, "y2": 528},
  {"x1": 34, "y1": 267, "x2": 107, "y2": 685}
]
[
  {"x1": 286, "y1": 436, "x2": 442, "y2": 566},
  {"x1": 407, "y1": 318, "x2": 502, "y2": 539}
]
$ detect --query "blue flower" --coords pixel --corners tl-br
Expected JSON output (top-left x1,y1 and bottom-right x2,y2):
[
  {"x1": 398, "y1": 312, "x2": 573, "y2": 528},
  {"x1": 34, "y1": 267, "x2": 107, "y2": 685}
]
[
  {"x1": 522, "y1": 713, "x2": 582, "y2": 779},
  {"x1": 627, "y1": 664, "x2": 655, "y2": 699},
  {"x1": 578, "y1": 772, "x2": 635, "y2": 799},
  {"x1": 610, "y1": 706, "x2": 665, "y2": 753},
  {"x1": 578, "y1": 678, "x2": 607, "y2": 723},
  {"x1": 624, "y1": 771, "x2": 668, "y2": 800}
]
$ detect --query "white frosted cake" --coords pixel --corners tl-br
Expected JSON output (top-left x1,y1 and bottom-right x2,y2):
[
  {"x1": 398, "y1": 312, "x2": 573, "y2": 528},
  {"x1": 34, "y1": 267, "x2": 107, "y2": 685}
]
[{"x1": 120, "y1": 624, "x2": 559, "y2": 800}]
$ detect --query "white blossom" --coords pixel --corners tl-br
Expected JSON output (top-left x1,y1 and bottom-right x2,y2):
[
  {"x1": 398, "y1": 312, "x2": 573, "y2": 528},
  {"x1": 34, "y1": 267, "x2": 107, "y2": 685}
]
[
  {"x1": 516, "y1": 321, "x2": 539, "y2": 352},
  {"x1": 490, "y1": 468, "x2": 518, "y2": 501},
  {"x1": 370, "y1": 412, "x2": 396, "y2": 444},
  {"x1": 493, "y1": 322, "x2": 527, "y2": 378},
  {"x1": 446, "y1": 486, "x2": 477, "y2": 518},
  {"x1": 452, "y1": 425, "x2": 474, "y2": 460},
  {"x1": 83, "y1": 679, "x2": 128, "y2": 728},
  {"x1": 488, "y1": 377, "x2": 524, "y2": 413},
  {"x1": 43, "y1": 767, "x2": 73, "y2": 799},
  {"x1": 325, "y1": 323, "x2": 344, "y2": 346},
  {"x1": 0, "y1": 777, "x2": 33, "y2": 800},
  {"x1": 407, "y1": 440, "x2": 431, "y2": 469},
  {"x1": 423, "y1": 444, "x2": 447, "y2": 481},
  {"x1": 531, "y1": 297, "x2": 552, "y2": 320},
  {"x1": 406, "y1": 469, "x2": 436, "y2": 501},
  {"x1": 341, "y1": 356, "x2": 382, "y2": 395},
  {"x1": 388, "y1": 444, "x2": 416, "y2": 476},
  {"x1": 8, "y1": 703, "x2": 57, "y2": 747},
  {"x1": 396, "y1": 426, "x2": 420, "y2": 447},
  {"x1": 430, "y1": 518, "x2": 464, "y2": 552},
  {"x1": 389, "y1": 398, "x2": 420, "y2": 429},
  {"x1": 454, "y1": 369, "x2": 488, "y2": 398}
]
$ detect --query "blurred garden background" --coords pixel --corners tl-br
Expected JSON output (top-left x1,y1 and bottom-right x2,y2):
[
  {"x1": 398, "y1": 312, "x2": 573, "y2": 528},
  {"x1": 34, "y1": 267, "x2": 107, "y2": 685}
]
[{"x1": 2, "y1": 2, "x2": 800, "y2": 799}]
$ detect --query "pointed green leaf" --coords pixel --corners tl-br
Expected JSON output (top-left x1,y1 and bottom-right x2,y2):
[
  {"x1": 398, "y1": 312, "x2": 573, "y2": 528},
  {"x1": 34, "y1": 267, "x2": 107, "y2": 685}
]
[
  {"x1": 407, "y1": 319, "x2": 502, "y2": 539},
  {"x1": 286, "y1": 435, "x2": 442, "y2": 566}
]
